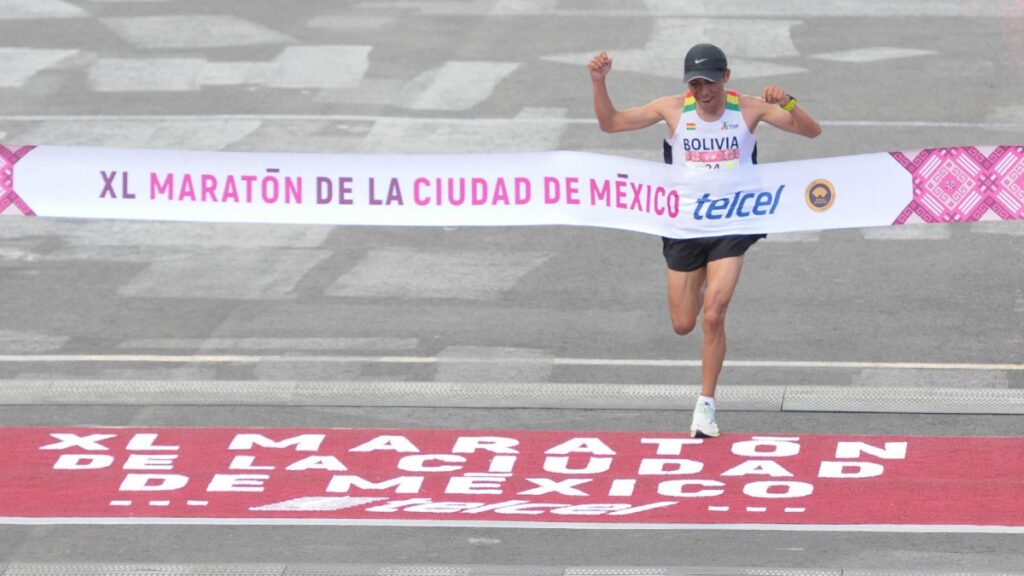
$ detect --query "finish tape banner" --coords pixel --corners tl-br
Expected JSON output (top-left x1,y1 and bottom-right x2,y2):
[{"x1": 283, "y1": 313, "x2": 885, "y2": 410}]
[
  {"x1": 3, "y1": 427, "x2": 1024, "y2": 531},
  {"x1": 2, "y1": 144, "x2": 1023, "y2": 237}
]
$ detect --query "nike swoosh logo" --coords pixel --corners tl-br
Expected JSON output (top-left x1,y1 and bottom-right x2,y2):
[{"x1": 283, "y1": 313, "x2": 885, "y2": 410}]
[{"x1": 695, "y1": 58, "x2": 709, "y2": 64}]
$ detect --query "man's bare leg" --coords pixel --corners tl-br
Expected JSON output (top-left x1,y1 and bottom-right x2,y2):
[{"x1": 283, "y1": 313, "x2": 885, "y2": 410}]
[
  {"x1": 699, "y1": 255, "x2": 745, "y2": 398},
  {"x1": 668, "y1": 259, "x2": 744, "y2": 437},
  {"x1": 666, "y1": 267, "x2": 707, "y2": 336}
]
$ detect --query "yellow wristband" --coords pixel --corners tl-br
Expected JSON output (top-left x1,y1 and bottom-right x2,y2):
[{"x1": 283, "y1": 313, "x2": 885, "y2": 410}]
[{"x1": 781, "y1": 95, "x2": 797, "y2": 111}]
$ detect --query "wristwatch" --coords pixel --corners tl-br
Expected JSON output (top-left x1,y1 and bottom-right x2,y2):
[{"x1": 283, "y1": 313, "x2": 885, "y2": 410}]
[{"x1": 781, "y1": 95, "x2": 797, "y2": 111}]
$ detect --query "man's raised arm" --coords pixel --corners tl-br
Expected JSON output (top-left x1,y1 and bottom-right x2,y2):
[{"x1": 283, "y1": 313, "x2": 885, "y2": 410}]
[{"x1": 590, "y1": 52, "x2": 663, "y2": 133}]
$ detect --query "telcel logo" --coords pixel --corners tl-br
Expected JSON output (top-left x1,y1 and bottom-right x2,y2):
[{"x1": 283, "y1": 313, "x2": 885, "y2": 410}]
[{"x1": 693, "y1": 186, "x2": 784, "y2": 220}]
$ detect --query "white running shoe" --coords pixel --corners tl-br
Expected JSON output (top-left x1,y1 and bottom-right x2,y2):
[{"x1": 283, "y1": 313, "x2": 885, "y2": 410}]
[{"x1": 690, "y1": 400, "x2": 720, "y2": 438}]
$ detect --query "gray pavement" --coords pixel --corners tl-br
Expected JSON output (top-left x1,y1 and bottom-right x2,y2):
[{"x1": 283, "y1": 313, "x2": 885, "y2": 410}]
[{"x1": 1, "y1": 0, "x2": 1024, "y2": 573}]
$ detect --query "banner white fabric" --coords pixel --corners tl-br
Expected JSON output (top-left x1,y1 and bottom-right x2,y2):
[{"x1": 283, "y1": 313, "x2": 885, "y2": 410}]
[{"x1": 2, "y1": 144, "x2": 1022, "y2": 237}]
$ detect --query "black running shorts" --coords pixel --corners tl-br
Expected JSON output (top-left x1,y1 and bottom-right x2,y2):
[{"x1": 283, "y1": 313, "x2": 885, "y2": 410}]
[{"x1": 662, "y1": 234, "x2": 766, "y2": 272}]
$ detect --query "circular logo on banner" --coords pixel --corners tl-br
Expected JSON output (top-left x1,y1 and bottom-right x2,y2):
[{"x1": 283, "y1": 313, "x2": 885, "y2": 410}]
[{"x1": 805, "y1": 179, "x2": 835, "y2": 212}]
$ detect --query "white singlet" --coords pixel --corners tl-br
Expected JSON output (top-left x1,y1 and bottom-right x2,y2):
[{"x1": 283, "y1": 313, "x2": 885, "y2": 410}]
[{"x1": 664, "y1": 90, "x2": 757, "y2": 169}]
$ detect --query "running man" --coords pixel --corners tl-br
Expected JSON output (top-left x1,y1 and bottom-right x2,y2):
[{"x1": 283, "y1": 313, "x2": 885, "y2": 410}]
[{"x1": 589, "y1": 43, "x2": 821, "y2": 437}]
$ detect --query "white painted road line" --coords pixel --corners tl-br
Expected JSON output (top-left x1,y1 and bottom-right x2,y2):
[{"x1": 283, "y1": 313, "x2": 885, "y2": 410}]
[
  {"x1": 563, "y1": 358, "x2": 1024, "y2": 371},
  {"x1": 0, "y1": 354, "x2": 1020, "y2": 371},
  {"x1": 2, "y1": 381, "x2": 1024, "y2": 414},
  {"x1": 1, "y1": 517, "x2": 1023, "y2": 534},
  {"x1": 2, "y1": 114, "x2": 1023, "y2": 131}
]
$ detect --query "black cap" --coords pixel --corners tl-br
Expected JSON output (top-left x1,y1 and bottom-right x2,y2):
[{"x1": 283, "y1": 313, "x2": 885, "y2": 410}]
[{"x1": 684, "y1": 43, "x2": 728, "y2": 83}]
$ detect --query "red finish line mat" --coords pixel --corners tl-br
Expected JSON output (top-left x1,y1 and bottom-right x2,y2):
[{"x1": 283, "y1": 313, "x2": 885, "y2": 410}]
[{"x1": 2, "y1": 427, "x2": 1022, "y2": 531}]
